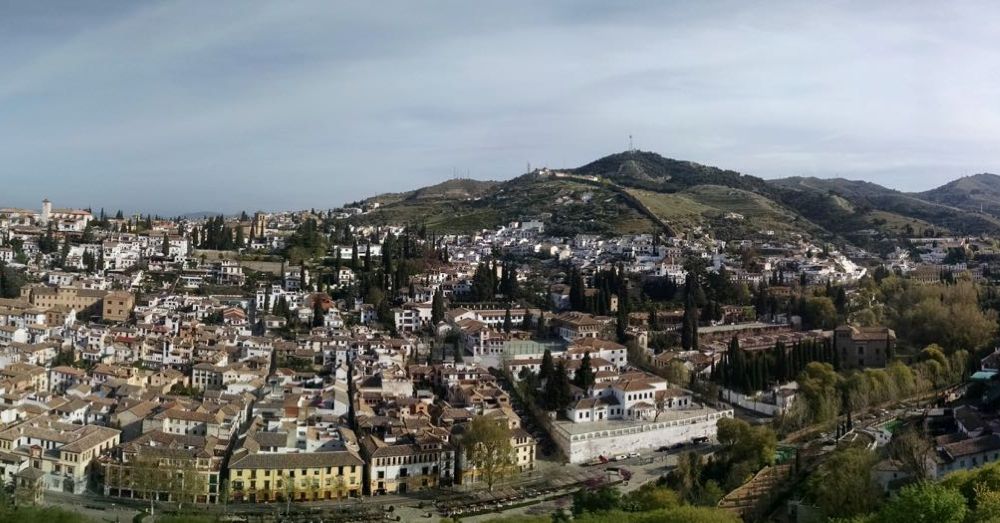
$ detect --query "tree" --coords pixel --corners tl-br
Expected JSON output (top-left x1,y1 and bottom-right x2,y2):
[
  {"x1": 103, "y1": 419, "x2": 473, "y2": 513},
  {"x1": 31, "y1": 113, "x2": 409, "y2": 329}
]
[
  {"x1": 795, "y1": 362, "x2": 842, "y2": 425},
  {"x1": 807, "y1": 446, "x2": 881, "y2": 519},
  {"x1": 613, "y1": 484, "x2": 679, "y2": 514},
  {"x1": 471, "y1": 261, "x2": 496, "y2": 301},
  {"x1": 503, "y1": 308, "x2": 513, "y2": 333},
  {"x1": 58, "y1": 236, "x2": 70, "y2": 267},
  {"x1": 670, "y1": 451, "x2": 704, "y2": 504},
  {"x1": 544, "y1": 362, "x2": 572, "y2": 412},
  {"x1": 574, "y1": 351, "x2": 595, "y2": 391},
  {"x1": 177, "y1": 459, "x2": 207, "y2": 508},
  {"x1": 312, "y1": 296, "x2": 325, "y2": 328},
  {"x1": 573, "y1": 485, "x2": 621, "y2": 515},
  {"x1": 889, "y1": 425, "x2": 932, "y2": 482},
  {"x1": 880, "y1": 278, "x2": 996, "y2": 353},
  {"x1": 500, "y1": 261, "x2": 519, "y2": 298},
  {"x1": 802, "y1": 296, "x2": 838, "y2": 329},
  {"x1": 162, "y1": 234, "x2": 171, "y2": 256},
  {"x1": 681, "y1": 273, "x2": 700, "y2": 350},
  {"x1": 536, "y1": 312, "x2": 548, "y2": 338},
  {"x1": 461, "y1": 416, "x2": 514, "y2": 492},
  {"x1": 663, "y1": 359, "x2": 690, "y2": 388},
  {"x1": 521, "y1": 309, "x2": 533, "y2": 330},
  {"x1": 431, "y1": 288, "x2": 445, "y2": 325},
  {"x1": 715, "y1": 418, "x2": 777, "y2": 474},
  {"x1": 569, "y1": 267, "x2": 586, "y2": 311},
  {"x1": 539, "y1": 349, "x2": 554, "y2": 383},
  {"x1": 0, "y1": 263, "x2": 24, "y2": 299},
  {"x1": 877, "y1": 482, "x2": 966, "y2": 523}
]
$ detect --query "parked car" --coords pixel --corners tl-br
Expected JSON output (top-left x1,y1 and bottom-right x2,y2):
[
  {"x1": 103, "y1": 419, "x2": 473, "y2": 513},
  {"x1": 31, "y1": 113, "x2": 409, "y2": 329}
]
[{"x1": 613, "y1": 454, "x2": 628, "y2": 461}]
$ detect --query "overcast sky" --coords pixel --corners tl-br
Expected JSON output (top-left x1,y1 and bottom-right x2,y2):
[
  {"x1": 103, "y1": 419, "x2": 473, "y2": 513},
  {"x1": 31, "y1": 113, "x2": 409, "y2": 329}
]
[{"x1": 3, "y1": 1, "x2": 1000, "y2": 214}]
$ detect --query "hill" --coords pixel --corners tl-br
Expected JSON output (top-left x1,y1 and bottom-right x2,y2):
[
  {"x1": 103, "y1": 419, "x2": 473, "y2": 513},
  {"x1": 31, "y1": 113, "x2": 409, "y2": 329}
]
[
  {"x1": 365, "y1": 178, "x2": 500, "y2": 205},
  {"x1": 916, "y1": 173, "x2": 1000, "y2": 216},
  {"x1": 353, "y1": 173, "x2": 659, "y2": 236},
  {"x1": 405, "y1": 178, "x2": 500, "y2": 201},
  {"x1": 769, "y1": 176, "x2": 1000, "y2": 238},
  {"x1": 627, "y1": 185, "x2": 824, "y2": 241},
  {"x1": 570, "y1": 150, "x2": 772, "y2": 194},
  {"x1": 350, "y1": 150, "x2": 1000, "y2": 243}
]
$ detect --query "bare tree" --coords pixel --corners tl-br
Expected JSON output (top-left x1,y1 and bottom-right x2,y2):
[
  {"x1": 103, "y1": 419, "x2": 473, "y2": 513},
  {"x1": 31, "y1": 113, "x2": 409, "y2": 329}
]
[
  {"x1": 461, "y1": 416, "x2": 515, "y2": 491},
  {"x1": 890, "y1": 425, "x2": 932, "y2": 481}
]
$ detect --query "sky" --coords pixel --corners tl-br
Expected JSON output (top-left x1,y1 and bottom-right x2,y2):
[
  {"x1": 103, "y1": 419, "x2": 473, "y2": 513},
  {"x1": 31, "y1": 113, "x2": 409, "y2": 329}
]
[{"x1": 3, "y1": 1, "x2": 1000, "y2": 214}]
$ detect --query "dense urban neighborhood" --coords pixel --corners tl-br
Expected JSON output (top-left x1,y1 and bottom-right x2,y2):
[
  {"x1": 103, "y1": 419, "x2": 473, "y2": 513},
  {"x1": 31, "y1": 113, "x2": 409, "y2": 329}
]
[{"x1": 3, "y1": 158, "x2": 1000, "y2": 523}]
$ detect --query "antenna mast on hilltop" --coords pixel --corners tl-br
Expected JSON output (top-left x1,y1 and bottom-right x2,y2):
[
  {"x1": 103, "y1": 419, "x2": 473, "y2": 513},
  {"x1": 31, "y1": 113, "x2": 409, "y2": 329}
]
[{"x1": 629, "y1": 134, "x2": 635, "y2": 153}]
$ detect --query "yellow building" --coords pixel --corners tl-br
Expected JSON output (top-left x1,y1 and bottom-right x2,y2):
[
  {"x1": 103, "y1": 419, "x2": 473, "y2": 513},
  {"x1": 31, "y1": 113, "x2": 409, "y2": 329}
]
[{"x1": 228, "y1": 451, "x2": 363, "y2": 503}]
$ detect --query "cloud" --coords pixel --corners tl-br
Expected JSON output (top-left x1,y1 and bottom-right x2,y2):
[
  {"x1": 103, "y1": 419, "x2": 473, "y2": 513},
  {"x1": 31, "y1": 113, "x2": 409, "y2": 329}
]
[{"x1": 1, "y1": 0, "x2": 999, "y2": 213}]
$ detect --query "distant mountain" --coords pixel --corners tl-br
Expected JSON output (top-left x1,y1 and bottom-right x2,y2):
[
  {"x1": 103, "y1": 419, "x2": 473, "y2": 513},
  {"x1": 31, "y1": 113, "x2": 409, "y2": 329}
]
[
  {"x1": 916, "y1": 173, "x2": 1000, "y2": 216},
  {"x1": 352, "y1": 150, "x2": 1000, "y2": 242}
]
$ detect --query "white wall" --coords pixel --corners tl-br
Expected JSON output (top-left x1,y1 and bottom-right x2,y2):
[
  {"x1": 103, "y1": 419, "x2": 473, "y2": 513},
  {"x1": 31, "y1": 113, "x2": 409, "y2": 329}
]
[
  {"x1": 550, "y1": 409, "x2": 733, "y2": 464},
  {"x1": 720, "y1": 388, "x2": 792, "y2": 417}
]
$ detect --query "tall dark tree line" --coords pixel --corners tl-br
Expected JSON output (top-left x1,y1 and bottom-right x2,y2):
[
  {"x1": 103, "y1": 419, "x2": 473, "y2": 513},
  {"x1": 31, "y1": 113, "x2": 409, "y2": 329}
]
[{"x1": 712, "y1": 336, "x2": 836, "y2": 393}]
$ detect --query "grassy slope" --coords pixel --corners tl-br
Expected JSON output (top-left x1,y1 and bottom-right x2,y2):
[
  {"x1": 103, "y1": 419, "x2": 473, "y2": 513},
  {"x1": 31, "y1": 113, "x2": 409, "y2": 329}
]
[{"x1": 629, "y1": 185, "x2": 822, "y2": 240}]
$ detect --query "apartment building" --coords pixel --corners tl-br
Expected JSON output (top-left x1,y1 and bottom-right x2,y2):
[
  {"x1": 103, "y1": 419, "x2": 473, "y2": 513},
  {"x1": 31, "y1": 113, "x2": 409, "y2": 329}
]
[
  {"x1": 228, "y1": 450, "x2": 364, "y2": 502},
  {"x1": 361, "y1": 434, "x2": 454, "y2": 495},
  {"x1": 102, "y1": 430, "x2": 226, "y2": 504},
  {"x1": 0, "y1": 416, "x2": 120, "y2": 494}
]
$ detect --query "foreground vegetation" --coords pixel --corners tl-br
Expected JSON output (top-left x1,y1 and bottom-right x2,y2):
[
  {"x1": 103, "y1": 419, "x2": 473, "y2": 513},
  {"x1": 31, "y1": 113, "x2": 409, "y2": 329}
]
[{"x1": 481, "y1": 483, "x2": 739, "y2": 523}]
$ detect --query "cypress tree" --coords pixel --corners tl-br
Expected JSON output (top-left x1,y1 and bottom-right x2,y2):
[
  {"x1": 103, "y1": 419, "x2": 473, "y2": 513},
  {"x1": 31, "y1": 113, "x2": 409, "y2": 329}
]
[
  {"x1": 574, "y1": 352, "x2": 595, "y2": 391},
  {"x1": 545, "y1": 362, "x2": 572, "y2": 411},
  {"x1": 539, "y1": 349, "x2": 554, "y2": 383},
  {"x1": 431, "y1": 289, "x2": 445, "y2": 325},
  {"x1": 312, "y1": 296, "x2": 325, "y2": 327},
  {"x1": 503, "y1": 308, "x2": 513, "y2": 333},
  {"x1": 648, "y1": 303, "x2": 660, "y2": 331}
]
